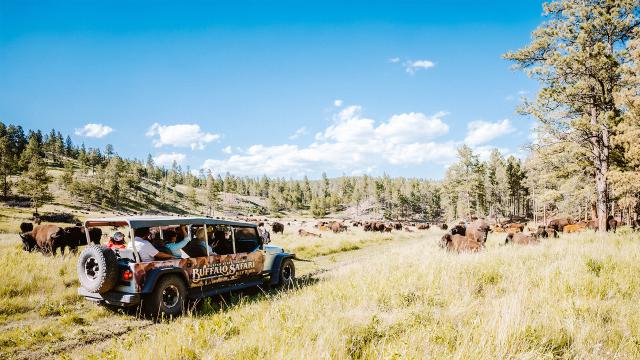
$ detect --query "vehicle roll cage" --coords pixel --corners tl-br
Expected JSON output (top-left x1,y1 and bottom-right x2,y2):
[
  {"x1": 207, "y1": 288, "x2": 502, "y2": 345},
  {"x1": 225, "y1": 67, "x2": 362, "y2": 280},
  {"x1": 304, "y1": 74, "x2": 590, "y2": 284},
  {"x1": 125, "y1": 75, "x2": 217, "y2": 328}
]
[{"x1": 82, "y1": 216, "x2": 257, "y2": 263}]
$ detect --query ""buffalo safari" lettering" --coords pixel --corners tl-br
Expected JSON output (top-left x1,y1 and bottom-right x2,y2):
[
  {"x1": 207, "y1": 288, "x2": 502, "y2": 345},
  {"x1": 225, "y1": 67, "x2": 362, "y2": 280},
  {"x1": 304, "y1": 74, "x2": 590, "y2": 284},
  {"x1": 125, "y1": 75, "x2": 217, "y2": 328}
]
[{"x1": 192, "y1": 259, "x2": 256, "y2": 283}]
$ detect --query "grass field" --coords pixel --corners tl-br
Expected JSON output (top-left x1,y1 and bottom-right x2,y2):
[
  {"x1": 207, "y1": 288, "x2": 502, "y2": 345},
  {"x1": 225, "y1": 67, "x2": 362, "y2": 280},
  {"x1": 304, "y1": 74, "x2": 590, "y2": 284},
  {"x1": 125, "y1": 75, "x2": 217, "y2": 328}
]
[{"x1": 1, "y1": 227, "x2": 639, "y2": 359}]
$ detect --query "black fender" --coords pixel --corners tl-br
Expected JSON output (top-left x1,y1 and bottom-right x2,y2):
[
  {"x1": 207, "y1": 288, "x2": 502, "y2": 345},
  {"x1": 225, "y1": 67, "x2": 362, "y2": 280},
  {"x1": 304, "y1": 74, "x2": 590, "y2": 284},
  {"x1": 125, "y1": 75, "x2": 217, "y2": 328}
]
[
  {"x1": 140, "y1": 267, "x2": 190, "y2": 294},
  {"x1": 269, "y1": 253, "x2": 294, "y2": 285}
]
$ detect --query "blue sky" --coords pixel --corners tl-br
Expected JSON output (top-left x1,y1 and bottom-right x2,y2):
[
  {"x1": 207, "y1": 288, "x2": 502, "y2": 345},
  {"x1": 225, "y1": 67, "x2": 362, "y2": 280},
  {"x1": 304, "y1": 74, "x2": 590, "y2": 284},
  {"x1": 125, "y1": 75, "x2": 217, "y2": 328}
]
[{"x1": 0, "y1": 0, "x2": 544, "y2": 179}]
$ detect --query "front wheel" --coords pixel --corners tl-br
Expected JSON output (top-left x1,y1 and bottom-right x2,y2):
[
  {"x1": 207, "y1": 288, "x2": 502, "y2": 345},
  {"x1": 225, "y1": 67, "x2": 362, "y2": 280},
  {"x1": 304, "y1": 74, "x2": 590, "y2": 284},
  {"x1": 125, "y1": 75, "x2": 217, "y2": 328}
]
[
  {"x1": 142, "y1": 275, "x2": 187, "y2": 317},
  {"x1": 274, "y1": 258, "x2": 295, "y2": 289}
]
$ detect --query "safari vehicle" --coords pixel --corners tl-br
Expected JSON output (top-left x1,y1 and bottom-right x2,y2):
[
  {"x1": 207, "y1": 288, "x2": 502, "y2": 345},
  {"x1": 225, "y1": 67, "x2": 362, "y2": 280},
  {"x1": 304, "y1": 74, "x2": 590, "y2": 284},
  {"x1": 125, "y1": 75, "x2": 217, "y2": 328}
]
[{"x1": 76, "y1": 216, "x2": 295, "y2": 316}]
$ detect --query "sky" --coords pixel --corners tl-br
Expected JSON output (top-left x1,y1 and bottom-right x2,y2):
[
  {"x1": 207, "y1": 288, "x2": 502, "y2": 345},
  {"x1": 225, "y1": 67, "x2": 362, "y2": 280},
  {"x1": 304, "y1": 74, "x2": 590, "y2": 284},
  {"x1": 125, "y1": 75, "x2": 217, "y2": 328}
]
[{"x1": 0, "y1": 0, "x2": 545, "y2": 180}]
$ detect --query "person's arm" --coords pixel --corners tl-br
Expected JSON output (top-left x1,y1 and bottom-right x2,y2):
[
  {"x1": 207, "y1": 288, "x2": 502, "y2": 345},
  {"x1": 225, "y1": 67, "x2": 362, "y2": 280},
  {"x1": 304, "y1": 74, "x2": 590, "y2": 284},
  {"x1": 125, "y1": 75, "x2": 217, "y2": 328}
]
[
  {"x1": 154, "y1": 251, "x2": 174, "y2": 260},
  {"x1": 165, "y1": 236, "x2": 190, "y2": 251}
]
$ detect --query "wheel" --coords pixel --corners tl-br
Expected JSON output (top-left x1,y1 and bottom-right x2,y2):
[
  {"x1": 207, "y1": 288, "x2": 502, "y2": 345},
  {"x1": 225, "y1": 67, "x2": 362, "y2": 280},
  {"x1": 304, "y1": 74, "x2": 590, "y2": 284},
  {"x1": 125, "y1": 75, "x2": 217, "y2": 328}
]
[
  {"x1": 275, "y1": 258, "x2": 295, "y2": 289},
  {"x1": 77, "y1": 245, "x2": 119, "y2": 293},
  {"x1": 142, "y1": 275, "x2": 187, "y2": 317}
]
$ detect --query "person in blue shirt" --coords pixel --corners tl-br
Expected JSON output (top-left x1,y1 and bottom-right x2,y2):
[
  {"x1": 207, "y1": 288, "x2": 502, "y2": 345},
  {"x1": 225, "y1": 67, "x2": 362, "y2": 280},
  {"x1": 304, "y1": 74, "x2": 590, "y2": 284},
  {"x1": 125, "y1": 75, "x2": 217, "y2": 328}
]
[{"x1": 163, "y1": 225, "x2": 191, "y2": 258}]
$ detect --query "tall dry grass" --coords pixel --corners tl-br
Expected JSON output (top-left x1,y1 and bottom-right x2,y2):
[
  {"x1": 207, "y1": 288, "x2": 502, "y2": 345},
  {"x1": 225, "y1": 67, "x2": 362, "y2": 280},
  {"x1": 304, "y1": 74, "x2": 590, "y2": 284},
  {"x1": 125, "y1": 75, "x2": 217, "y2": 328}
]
[{"x1": 75, "y1": 231, "x2": 640, "y2": 359}]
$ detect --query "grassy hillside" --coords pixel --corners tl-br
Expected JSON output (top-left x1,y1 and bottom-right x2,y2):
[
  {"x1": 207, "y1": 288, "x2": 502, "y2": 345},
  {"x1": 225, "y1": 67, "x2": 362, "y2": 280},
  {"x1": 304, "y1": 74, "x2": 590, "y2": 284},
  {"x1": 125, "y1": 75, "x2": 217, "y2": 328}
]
[{"x1": 1, "y1": 227, "x2": 639, "y2": 359}]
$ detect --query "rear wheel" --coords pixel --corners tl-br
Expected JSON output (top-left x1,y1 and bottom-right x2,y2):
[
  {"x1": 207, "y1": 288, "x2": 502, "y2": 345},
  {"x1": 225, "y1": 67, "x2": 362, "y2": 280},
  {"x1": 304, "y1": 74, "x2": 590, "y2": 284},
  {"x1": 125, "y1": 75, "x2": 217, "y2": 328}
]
[
  {"x1": 275, "y1": 258, "x2": 295, "y2": 289},
  {"x1": 77, "y1": 245, "x2": 118, "y2": 293},
  {"x1": 142, "y1": 275, "x2": 187, "y2": 317}
]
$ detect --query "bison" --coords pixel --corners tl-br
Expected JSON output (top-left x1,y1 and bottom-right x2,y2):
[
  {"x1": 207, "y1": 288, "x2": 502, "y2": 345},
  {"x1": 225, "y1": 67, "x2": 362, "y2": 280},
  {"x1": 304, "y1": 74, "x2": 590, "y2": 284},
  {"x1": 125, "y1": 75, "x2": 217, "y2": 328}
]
[
  {"x1": 440, "y1": 223, "x2": 448, "y2": 230},
  {"x1": 416, "y1": 224, "x2": 430, "y2": 230},
  {"x1": 548, "y1": 217, "x2": 573, "y2": 233},
  {"x1": 298, "y1": 229, "x2": 321, "y2": 237},
  {"x1": 466, "y1": 219, "x2": 490, "y2": 245},
  {"x1": 563, "y1": 224, "x2": 585, "y2": 233},
  {"x1": 394, "y1": 223, "x2": 402, "y2": 231},
  {"x1": 272, "y1": 222, "x2": 285, "y2": 234},
  {"x1": 440, "y1": 233, "x2": 481, "y2": 253},
  {"x1": 505, "y1": 232, "x2": 539, "y2": 245},
  {"x1": 20, "y1": 222, "x2": 34, "y2": 234},
  {"x1": 450, "y1": 224, "x2": 466, "y2": 236},
  {"x1": 330, "y1": 221, "x2": 347, "y2": 233},
  {"x1": 606, "y1": 216, "x2": 618, "y2": 233},
  {"x1": 20, "y1": 224, "x2": 66, "y2": 255},
  {"x1": 62, "y1": 226, "x2": 103, "y2": 253}
]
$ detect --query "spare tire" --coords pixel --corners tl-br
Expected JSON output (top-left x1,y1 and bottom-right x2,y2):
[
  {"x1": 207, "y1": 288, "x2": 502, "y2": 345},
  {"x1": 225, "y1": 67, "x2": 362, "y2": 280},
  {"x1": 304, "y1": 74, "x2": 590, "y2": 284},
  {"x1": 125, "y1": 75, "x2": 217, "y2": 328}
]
[{"x1": 77, "y1": 244, "x2": 119, "y2": 293}]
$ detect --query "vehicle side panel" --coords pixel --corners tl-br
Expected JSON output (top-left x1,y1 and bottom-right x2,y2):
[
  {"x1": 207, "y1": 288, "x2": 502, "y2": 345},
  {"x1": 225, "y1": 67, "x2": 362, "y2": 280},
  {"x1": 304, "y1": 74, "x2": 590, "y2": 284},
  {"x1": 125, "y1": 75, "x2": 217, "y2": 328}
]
[{"x1": 133, "y1": 251, "x2": 264, "y2": 292}]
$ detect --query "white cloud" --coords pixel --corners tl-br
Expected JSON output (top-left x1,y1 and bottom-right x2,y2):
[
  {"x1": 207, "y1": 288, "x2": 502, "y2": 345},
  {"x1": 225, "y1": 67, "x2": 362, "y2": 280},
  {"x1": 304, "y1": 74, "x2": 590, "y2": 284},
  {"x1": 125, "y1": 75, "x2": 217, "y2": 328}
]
[
  {"x1": 404, "y1": 59, "x2": 435, "y2": 74},
  {"x1": 202, "y1": 105, "x2": 455, "y2": 177},
  {"x1": 389, "y1": 57, "x2": 400, "y2": 63},
  {"x1": 154, "y1": 152, "x2": 186, "y2": 167},
  {"x1": 222, "y1": 146, "x2": 232, "y2": 154},
  {"x1": 333, "y1": 99, "x2": 343, "y2": 107},
  {"x1": 288, "y1": 127, "x2": 308, "y2": 140},
  {"x1": 146, "y1": 123, "x2": 220, "y2": 150},
  {"x1": 464, "y1": 119, "x2": 514, "y2": 146},
  {"x1": 74, "y1": 123, "x2": 113, "y2": 138}
]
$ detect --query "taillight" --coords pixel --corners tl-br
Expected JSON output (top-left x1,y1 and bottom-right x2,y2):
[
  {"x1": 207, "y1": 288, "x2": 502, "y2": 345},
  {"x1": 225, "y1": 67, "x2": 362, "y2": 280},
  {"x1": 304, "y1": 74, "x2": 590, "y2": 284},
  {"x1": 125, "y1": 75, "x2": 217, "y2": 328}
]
[{"x1": 121, "y1": 269, "x2": 133, "y2": 281}]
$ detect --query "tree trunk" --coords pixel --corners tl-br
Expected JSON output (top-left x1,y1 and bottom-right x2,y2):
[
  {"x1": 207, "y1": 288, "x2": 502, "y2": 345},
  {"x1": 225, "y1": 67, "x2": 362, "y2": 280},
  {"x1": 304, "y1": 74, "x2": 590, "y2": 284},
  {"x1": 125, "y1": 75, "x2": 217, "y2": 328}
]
[{"x1": 591, "y1": 104, "x2": 609, "y2": 232}]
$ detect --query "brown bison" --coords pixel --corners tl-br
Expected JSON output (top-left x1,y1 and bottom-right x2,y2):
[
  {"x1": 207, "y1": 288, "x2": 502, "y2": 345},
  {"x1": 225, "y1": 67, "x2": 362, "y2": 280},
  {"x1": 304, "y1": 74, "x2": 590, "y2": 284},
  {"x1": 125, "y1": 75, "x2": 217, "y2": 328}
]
[
  {"x1": 20, "y1": 224, "x2": 66, "y2": 255},
  {"x1": 440, "y1": 233, "x2": 481, "y2": 253},
  {"x1": 548, "y1": 217, "x2": 573, "y2": 233},
  {"x1": 466, "y1": 219, "x2": 491, "y2": 245},
  {"x1": 505, "y1": 223, "x2": 524, "y2": 233},
  {"x1": 545, "y1": 226, "x2": 558, "y2": 238},
  {"x1": 330, "y1": 221, "x2": 348, "y2": 233},
  {"x1": 535, "y1": 225, "x2": 548, "y2": 238},
  {"x1": 606, "y1": 216, "x2": 618, "y2": 233},
  {"x1": 563, "y1": 224, "x2": 585, "y2": 233},
  {"x1": 298, "y1": 229, "x2": 321, "y2": 237},
  {"x1": 440, "y1": 223, "x2": 448, "y2": 230},
  {"x1": 416, "y1": 223, "x2": 430, "y2": 230},
  {"x1": 394, "y1": 223, "x2": 402, "y2": 231},
  {"x1": 505, "y1": 232, "x2": 539, "y2": 245},
  {"x1": 272, "y1": 222, "x2": 285, "y2": 234}
]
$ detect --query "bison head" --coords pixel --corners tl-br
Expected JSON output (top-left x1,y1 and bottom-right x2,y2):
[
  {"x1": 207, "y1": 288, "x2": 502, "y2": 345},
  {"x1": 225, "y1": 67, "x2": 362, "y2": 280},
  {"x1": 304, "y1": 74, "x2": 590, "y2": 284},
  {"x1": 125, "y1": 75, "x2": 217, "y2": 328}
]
[
  {"x1": 19, "y1": 233, "x2": 37, "y2": 252},
  {"x1": 439, "y1": 234, "x2": 452, "y2": 249}
]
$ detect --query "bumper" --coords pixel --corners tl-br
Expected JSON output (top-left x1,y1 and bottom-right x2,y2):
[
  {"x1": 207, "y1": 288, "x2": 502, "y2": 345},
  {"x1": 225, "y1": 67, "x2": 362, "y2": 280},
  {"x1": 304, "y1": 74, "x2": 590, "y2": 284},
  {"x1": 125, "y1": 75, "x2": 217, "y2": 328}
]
[{"x1": 78, "y1": 287, "x2": 141, "y2": 306}]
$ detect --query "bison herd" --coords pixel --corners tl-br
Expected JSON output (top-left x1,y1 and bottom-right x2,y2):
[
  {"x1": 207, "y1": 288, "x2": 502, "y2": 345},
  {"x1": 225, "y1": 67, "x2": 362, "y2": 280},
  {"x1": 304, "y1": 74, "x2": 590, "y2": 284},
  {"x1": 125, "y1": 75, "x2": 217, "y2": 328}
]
[{"x1": 18, "y1": 222, "x2": 101, "y2": 255}]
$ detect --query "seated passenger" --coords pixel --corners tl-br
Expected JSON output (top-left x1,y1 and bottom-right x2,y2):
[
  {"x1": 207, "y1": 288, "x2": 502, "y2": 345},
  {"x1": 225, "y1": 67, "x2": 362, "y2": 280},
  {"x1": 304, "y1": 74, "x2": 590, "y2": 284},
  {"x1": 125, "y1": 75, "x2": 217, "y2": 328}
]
[
  {"x1": 126, "y1": 227, "x2": 174, "y2": 262},
  {"x1": 195, "y1": 227, "x2": 215, "y2": 254},
  {"x1": 214, "y1": 231, "x2": 234, "y2": 255},
  {"x1": 106, "y1": 231, "x2": 126, "y2": 250},
  {"x1": 163, "y1": 227, "x2": 191, "y2": 258}
]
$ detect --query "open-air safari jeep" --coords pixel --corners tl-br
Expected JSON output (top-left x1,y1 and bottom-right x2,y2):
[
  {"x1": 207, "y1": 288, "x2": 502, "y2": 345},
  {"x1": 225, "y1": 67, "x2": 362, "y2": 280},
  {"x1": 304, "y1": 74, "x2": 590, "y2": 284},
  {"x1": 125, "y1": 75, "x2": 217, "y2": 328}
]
[{"x1": 76, "y1": 216, "x2": 295, "y2": 316}]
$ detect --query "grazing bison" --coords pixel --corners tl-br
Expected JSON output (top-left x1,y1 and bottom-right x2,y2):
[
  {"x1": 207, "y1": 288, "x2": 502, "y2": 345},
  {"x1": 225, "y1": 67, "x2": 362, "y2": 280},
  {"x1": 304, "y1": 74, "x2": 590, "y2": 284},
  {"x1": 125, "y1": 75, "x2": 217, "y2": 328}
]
[
  {"x1": 20, "y1": 222, "x2": 34, "y2": 234},
  {"x1": 272, "y1": 222, "x2": 285, "y2": 234},
  {"x1": 536, "y1": 225, "x2": 548, "y2": 238},
  {"x1": 548, "y1": 217, "x2": 573, "y2": 233},
  {"x1": 505, "y1": 223, "x2": 524, "y2": 233},
  {"x1": 329, "y1": 221, "x2": 347, "y2": 233},
  {"x1": 440, "y1": 223, "x2": 448, "y2": 230},
  {"x1": 20, "y1": 224, "x2": 66, "y2": 255},
  {"x1": 416, "y1": 224, "x2": 430, "y2": 230},
  {"x1": 545, "y1": 226, "x2": 558, "y2": 238},
  {"x1": 466, "y1": 219, "x2": 491, "y2": 245},
  {"x1": 394, "y1": 223, "x2": 402, "y2": 231},
  {"x1": 298, "y1": 229, "x2": 321, "y2": 237},
  {"x1": 450, "y1": 224, "x2": 466, "y2": 236},
  {"x1": 440, "y1": 234, "x2": 481, "y2": 252},
  {"x1": 606, "y1": 216, "x2": 618, "y2": 233},
  {"x1": 563, "y1": 224, "x2": 585, "y2": 233},
  {"x1": 505, "y1": 232, "x2": 539, "y2": 245}
]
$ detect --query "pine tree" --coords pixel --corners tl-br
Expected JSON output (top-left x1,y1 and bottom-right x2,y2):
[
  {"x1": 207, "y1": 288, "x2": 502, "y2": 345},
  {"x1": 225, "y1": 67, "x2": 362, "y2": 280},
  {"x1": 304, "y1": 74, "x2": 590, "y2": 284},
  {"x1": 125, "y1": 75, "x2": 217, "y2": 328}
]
[
  {"x1": 504, "y1": 0, "x2": 640, "y2": 230},
  {"x1": 17, "y1": 157, "x2": 53, "y2": 213}
]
